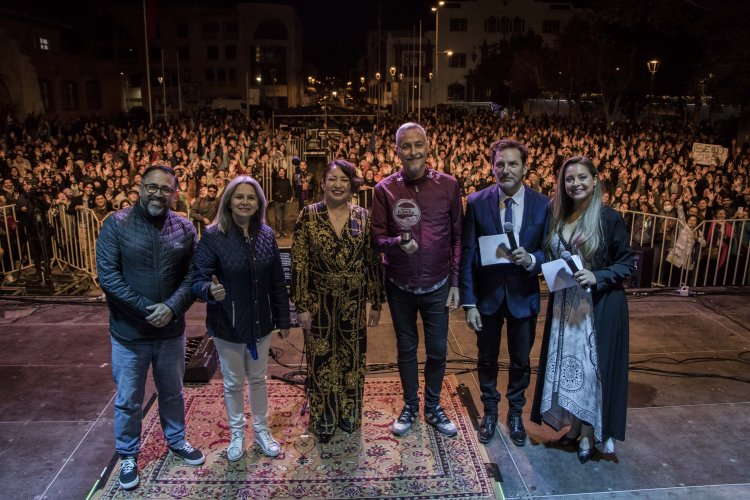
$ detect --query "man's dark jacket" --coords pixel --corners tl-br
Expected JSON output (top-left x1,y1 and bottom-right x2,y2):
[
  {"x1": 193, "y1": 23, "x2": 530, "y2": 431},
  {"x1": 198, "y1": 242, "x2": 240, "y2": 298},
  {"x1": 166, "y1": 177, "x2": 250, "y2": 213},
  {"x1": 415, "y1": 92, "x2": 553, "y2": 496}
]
[{"x1": 96, "y1": 204, "x2": 196, "y2": 342}]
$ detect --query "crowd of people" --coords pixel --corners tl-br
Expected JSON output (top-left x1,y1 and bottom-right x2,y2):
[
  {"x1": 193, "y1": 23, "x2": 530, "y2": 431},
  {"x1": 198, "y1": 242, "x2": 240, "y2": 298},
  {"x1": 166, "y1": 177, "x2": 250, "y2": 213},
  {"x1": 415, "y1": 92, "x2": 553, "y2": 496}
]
[
  {"x1": 2, "y1": 108, "x2": 747, "y2": 288},
  {"x1": 3, "y1": 105, "x2": 738, "y2": 491},
  {"x1": 2, "y1": 110, "x2": 749, "y2": 230}
]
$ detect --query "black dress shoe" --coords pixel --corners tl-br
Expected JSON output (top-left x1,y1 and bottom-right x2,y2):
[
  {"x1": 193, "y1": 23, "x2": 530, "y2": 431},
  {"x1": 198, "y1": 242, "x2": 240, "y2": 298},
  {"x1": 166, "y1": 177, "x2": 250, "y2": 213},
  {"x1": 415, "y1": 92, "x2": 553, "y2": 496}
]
[
  {"x1": 577, "y1": 446, "x2": 594, "y2": 464},
  {"x1": 317, "y1": 432, "x2": 333, "y2": 444},
  {"x1": 478, "y1": 414, "x2": 497, "y2": 444},
  {"x1": 506, "y1": 414, "x2": 527, "y2": 447},
  {"x1": 338, "y1": 421, "x2": 357, "y2": 433}
]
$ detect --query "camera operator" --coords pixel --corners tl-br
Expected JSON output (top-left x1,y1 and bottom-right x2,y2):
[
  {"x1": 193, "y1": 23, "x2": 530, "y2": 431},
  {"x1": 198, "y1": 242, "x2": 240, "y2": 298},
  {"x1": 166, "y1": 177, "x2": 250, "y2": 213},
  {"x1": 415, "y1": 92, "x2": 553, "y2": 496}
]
[
  {"x1": 292, "y1": 158, "x2": 317, "y2": 212},
  {"x1": 15, "y1": 179, "x2": 53, "y2": 285}
]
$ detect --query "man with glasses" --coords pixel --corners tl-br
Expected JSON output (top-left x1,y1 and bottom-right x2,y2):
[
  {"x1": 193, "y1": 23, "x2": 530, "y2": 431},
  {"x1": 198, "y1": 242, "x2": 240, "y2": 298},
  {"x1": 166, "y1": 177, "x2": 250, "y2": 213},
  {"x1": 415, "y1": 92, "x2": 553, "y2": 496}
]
[
  {"x1": 96, "y1": 165, "x2": 204, "y2": 491},
  {"x1": 189, "y1": 183, "x2": 219, "y2": 234}
]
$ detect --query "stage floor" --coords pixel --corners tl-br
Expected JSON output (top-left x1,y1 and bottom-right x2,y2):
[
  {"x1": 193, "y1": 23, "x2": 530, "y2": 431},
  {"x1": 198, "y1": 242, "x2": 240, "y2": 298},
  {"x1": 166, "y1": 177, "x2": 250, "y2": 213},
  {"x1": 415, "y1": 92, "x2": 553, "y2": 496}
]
[{"x1": 1, "y1": 290, "x2": 749, "y2": 499}]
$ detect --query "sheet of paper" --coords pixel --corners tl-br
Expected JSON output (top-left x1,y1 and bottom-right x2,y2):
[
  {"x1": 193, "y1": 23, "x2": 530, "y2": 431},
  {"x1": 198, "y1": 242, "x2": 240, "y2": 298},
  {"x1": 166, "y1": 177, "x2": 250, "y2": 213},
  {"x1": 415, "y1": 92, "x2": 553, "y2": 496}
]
[
  {"x1": 541, "y1": 255, "x2": 584, "y2": 292},
  {"x1": 478, "y1": 233, "x2": 518, "y2": 266}
]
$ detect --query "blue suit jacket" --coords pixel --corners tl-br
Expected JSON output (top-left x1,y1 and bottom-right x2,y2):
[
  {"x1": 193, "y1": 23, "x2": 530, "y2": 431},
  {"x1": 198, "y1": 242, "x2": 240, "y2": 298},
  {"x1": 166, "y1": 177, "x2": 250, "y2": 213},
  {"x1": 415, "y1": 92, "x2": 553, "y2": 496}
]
[{"x1": 460, "y1": 185, "x2": 549, "y2": 318}]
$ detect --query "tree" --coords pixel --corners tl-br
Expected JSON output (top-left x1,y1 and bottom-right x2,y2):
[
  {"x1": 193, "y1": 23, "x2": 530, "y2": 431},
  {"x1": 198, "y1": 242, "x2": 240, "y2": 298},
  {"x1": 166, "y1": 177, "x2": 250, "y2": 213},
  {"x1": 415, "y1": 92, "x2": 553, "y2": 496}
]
[{"x1": 468, "y1": 32, "x2": 548, "y2": 108}]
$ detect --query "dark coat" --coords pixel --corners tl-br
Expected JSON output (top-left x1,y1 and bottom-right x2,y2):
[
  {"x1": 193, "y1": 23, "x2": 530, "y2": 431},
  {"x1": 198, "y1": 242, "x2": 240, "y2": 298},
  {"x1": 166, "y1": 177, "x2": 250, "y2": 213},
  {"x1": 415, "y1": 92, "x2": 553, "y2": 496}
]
[
  {"x1": 96, "y1": 204, "x2": 196, "y2": 343},
  {"x1": 191, "y1": 222, "x2": 291, "y2": 345},
  {"x1": 271, "y1": 174, "x2": 293, "y2": 203},
  {"x1": 532, "y1": 206, "x2": 634, "y2": 441},
  {"x1": 460, "y1": 185, "x2": 550, "y2": 318}
]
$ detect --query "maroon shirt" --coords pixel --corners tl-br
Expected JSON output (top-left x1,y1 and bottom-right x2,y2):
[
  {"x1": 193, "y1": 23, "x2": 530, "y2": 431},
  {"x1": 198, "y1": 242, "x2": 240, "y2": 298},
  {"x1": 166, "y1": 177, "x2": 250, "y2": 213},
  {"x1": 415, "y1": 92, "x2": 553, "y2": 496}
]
[{"x1": 371, "y1": 168, "x2": 462, "y2": 289}]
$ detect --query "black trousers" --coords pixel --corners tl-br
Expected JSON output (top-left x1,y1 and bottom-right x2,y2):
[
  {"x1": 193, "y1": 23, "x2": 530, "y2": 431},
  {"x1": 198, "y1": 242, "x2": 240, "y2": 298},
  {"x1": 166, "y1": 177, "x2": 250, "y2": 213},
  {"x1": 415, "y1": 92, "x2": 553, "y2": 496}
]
[{"x1": 476, "y1": 300, "x2": 536, "y2": 416}]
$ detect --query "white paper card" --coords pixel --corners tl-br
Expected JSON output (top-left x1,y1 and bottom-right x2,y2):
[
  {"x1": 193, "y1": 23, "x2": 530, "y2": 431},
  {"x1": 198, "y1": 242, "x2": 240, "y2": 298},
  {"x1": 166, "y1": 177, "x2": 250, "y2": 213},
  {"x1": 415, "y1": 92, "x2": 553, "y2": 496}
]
[
  {"x1": 478, "y1": 233, "x2": 519, "y2": 266},
  {"x1": 542, "y1": 255, "x2": 584, "y2": 292}
]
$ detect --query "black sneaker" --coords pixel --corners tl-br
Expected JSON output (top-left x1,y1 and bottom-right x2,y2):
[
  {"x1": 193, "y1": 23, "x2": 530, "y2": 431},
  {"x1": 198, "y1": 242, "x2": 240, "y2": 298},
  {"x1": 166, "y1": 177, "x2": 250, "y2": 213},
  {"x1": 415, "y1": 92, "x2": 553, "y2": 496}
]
[
  {"x1": 118, "y1": 456, "x2": 139, "y2": 490},
  {"x1": 392, "y1": 406, "x2": 418, "y2": 436},
  {"x1": 169, "y1": 441, "x2": 206, "y2": 466},
  {"x1": 425, "y1": 405, "x2": 458, "y2": 437}
]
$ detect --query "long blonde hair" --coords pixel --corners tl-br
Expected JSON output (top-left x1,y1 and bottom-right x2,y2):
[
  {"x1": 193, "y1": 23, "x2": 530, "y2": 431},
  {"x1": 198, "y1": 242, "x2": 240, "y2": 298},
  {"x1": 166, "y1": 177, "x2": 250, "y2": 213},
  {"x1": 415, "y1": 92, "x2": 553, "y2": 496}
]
[{"x1": 546, "y1": 156, "x2": 603, "y2": 262}]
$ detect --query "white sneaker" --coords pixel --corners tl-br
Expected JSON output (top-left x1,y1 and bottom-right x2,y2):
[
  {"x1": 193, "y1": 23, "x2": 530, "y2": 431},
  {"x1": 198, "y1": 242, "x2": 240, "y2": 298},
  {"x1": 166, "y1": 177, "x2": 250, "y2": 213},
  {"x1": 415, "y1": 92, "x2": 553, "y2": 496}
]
[
  {"x1": 227, "y1": 430, "x2": 245, "y2": 462},
  {"x1": 254, "y1": 428, "x2": 281, "y2": 457},
  {"x1": 425, "y1": 405, "x2": 457, "y2": 437},
  {"x1": 392, "y1": 406, "x2": 418, "y2": 436}
]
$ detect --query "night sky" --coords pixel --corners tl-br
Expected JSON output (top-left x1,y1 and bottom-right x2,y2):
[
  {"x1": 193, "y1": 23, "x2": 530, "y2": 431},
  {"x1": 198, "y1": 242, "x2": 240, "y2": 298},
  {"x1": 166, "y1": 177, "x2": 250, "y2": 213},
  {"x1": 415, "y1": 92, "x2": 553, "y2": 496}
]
[
  {"x1": 7, "y1": 0, "x2": 431, "y2": 76},
  {"x1": 282, "y1": 0, "x2": 430, "y2": 74}
]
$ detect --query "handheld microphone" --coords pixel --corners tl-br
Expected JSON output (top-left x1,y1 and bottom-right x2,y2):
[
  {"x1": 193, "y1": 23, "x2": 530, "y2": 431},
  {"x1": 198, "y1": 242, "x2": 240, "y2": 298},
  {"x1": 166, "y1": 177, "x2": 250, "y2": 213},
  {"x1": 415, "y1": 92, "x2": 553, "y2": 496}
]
[
  {"x1": 503, "y1": 222, "x2": 518, "y2": 252},
  {"x1": 561, "y1": 250, "x2": 591, "y2": 293}
]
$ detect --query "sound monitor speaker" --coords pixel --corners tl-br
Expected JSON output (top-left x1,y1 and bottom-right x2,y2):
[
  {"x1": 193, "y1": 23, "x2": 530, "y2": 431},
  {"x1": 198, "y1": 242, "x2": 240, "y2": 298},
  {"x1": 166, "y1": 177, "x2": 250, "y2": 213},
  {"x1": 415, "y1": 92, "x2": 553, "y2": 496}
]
[
  {"x1": 184, "y1": 334, "x2": 218, "y2": 383},
  {"x1": 627, "y1": 245, "x2": 654, "y2": 288}
]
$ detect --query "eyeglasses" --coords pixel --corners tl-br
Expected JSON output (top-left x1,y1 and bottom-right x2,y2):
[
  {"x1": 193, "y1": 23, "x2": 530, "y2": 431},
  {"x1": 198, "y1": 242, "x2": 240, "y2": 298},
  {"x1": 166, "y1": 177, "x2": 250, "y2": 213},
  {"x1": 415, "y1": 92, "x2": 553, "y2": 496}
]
[{"x1": 144, "y1": 184, "x2": 175, "y2": 196}]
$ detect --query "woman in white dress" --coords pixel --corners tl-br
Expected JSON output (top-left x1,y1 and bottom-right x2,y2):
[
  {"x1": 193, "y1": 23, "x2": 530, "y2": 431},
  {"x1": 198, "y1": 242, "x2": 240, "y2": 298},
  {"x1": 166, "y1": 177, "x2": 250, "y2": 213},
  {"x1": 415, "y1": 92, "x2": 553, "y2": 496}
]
[{"x1": 531, "y1": 156, "x2": 634, "y2": 463}]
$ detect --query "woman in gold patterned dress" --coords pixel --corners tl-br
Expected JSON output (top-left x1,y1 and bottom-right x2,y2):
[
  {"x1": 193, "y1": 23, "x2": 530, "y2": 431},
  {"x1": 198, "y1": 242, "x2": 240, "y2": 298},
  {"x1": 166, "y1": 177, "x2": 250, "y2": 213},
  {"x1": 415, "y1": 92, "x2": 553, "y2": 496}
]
[{"x1": 291, "y1": 159, "x2": 385, "y2": 443}]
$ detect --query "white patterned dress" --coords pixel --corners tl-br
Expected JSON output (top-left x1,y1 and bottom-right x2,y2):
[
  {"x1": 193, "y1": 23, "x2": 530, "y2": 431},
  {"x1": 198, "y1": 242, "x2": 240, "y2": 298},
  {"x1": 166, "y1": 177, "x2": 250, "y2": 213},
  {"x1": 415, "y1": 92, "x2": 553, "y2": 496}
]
[{"x1": 538, "y1": 232, "x2": 604, "y2": 443}]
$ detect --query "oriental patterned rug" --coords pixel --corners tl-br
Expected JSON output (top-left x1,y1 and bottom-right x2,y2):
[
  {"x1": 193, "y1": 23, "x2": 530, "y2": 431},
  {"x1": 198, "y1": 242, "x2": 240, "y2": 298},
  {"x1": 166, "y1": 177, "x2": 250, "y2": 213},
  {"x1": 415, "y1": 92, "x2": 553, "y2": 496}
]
[{"x1": 96, "y1": 376, "x2": 500, "y2": 499}]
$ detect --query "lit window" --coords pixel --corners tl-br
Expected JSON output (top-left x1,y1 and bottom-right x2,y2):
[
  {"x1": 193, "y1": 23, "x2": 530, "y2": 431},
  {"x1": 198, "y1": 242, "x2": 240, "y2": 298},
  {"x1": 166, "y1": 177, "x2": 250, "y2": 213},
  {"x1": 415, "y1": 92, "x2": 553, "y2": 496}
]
[{"x1": 39, "y1": 37, "x2": 49, "y2": 50}]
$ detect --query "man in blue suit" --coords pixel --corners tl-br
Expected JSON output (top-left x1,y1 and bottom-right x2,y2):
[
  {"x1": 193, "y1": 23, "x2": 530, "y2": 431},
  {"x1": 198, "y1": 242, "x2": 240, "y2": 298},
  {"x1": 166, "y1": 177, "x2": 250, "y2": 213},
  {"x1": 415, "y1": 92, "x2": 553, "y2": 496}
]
[{"x1": 460, "y1": 139, "x2": 549, "y2": 446}]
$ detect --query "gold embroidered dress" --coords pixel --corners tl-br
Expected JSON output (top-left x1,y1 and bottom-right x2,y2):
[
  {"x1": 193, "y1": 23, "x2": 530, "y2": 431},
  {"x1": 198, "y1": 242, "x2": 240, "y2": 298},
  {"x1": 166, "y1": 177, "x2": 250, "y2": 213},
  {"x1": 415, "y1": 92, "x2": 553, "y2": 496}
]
[{"x1": 291, "y1": 202, "x2": 384, "y2": 435}]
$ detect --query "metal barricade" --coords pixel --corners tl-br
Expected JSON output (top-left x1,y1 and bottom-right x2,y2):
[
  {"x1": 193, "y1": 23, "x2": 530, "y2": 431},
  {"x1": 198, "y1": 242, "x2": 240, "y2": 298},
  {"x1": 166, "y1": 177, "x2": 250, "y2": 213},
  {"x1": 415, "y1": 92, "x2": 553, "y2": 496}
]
[
  {"x1": 696, "y1": 218, "x2": 749, "y2": 287},
  {"x1": 622, "y1": 209, "x2": 750, "y2": 288},
  {"x1": 0, "y1": 204, "x2": 30, "y2": 277},
  {"x1": 7, "y1": 200, "x2": 747, "y2": 292},
  {"x1": 47, "y1": 206, "x2": 105, "y2": 280}
]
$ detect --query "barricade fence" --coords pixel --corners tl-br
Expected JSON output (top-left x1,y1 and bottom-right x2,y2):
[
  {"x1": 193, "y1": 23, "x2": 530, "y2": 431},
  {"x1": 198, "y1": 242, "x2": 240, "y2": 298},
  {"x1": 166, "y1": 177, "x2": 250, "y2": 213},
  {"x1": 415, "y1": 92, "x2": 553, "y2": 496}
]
[
  {"x1": 621, "y1": 209, "x2": 749, "y2": 288},
  {"x1": 0, "y1": 204, "x2": 28, "y2": 276},
  {"x1": 1, "y1": 204, "x2": 748, "y2": 289},
  {"x1": 47, "y1": 204, "x2": 104, "y2": 278}
]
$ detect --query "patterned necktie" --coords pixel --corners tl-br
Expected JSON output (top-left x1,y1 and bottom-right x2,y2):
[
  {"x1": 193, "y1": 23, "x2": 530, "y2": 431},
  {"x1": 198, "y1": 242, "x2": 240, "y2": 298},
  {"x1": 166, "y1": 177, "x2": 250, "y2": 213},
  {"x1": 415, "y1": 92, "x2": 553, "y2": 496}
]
[{"x1": 504, "y1": 197, "x2": 514, "y2": 226}]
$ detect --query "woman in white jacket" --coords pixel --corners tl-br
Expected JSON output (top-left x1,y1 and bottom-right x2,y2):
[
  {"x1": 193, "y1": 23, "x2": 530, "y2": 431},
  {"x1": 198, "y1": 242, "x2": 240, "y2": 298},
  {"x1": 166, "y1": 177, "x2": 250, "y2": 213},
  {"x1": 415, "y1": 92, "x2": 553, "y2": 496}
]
[{"x1": 665, "y1": 205, "x2": 706, "y2": 284}]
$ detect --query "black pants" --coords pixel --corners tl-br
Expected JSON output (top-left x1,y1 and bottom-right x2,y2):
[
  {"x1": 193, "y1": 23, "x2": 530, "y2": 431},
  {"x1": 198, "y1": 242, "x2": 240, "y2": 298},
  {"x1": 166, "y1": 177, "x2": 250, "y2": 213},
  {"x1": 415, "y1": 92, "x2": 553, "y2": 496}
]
[
  {"x1": 28, "y1": 234, "x2": 52, "y2": 279},
  {"x1": 476, "y1": 301, "x2": 536, "y2": 416},
  {"x1": 387, "y1": 280, "x2": 450, "y2": 411}
]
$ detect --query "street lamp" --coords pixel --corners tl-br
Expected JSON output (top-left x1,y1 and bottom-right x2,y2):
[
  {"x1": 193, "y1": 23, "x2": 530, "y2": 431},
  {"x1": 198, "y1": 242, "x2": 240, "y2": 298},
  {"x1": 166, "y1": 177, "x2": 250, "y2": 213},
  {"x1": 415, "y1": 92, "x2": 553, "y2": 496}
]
[
  {"x1": 120, "y1": 72, "x2": 129, "y2": 112},
  {"x1": 647, "y1": 59, "x2": 660, "y2": 97},
  {"x1": 434, "y1": 50, "x2": 453, "y2": 106},
  {"x1": 157, "y1": 75, "x2": 166, "y2": 118},
  {"x1": 158, "y1": 49, "x2": 167, "y2": 119},
  {"x1": 375, "y1": 72, "x2": 381, "y2": 127},
  {"x1": 389, "y1": 66, "x2": 397, "y2": 113},
  {"x1": 432, "y1": 1, "x2": 446, "y2": 116}
]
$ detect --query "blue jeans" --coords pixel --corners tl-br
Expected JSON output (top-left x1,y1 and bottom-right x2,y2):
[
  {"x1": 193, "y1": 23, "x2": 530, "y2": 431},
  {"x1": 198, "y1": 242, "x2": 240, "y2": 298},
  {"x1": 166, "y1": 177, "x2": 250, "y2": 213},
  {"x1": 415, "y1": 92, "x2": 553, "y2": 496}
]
[
  {"x1": 386, "y1": 280, "x2": 449, "y2": 411},
  {"x1": 111, "y1": 335, "x2": 186, "y2": 457}
]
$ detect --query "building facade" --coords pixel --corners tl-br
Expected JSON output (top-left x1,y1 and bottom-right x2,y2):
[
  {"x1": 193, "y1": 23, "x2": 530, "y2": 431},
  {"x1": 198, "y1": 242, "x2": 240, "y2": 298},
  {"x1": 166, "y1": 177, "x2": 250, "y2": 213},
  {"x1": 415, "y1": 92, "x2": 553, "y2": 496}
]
[
  {"x1": 363, "y1": 0, "x2": 576, "y2": 111},
  {"x1": 118, "y1": 2, "x2": 304, "y2": 115},
  {"x1": 0, "y1": 10, "x2": 122, "y2": 122}
]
